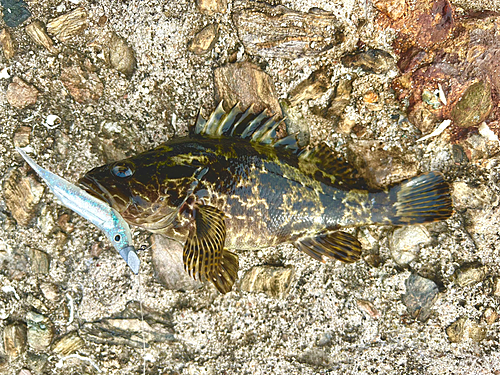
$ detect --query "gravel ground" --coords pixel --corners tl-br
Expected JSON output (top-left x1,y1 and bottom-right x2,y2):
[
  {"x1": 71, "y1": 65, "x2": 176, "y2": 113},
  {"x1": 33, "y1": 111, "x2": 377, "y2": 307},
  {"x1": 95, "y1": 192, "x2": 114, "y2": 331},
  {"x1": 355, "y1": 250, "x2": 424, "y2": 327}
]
[{"x1": 1, "y1": 0, "x2": 499, "y2": 374}]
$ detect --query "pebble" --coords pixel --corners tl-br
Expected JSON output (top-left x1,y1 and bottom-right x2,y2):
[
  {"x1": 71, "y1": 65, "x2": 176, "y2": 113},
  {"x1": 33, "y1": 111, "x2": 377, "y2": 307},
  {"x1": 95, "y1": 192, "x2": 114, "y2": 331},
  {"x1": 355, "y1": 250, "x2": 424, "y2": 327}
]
[
  {"x1": 3, "y1": 168, "x2": 45, "y2": 226},
  {"x1": 26, "y1": 311, "x2": 55, "y2": 351},
  {"x1": 233, "y1": 2, "x2": 344, "y2": 59},
  {"x1": 363, "y1": 91, "x2": 379, "y2": 104},
  {"x1": 60, "y1": 64, "x2": 104, "y2": 104},
  {"x1": 214, "y1": 62, "x2": 282, "y2": 116},
  {"x1": 196, "y1": 0, "x2": 227, "y2": 14},
  {"x1": 453, "y1": 262, "x2": 487, "y2": 287},
  {"x1": 151, "y1": 234, "x2": 202, "y2": 291},
  {"x1": 408, "y1": 102, "x2": 439, "y2": 135},
  {"x1": 402, "y1": 273, "x2": 439, "y2": 321},
  {"x1": 483, "y1": 307, "x2": 498, "y2": 325},
  {"x1": 0, "y1": 28, "x2": 15, "y2": 59},
  {"x1": 451, "y1": 80, "x2": 493, "y2": 128},
  {"x1": 25, "y1": 20, "x2": 58, "y2": 55},
  {"x1": 39, "y1": 282, "x2": 61, "y2": 303},
  {"x1": 108, "y1": 33, "x2": 136, "y2": 78},
  {"x1": 29, "y1": 248, "x2": 50, "y2": 274},
  {"x1": 446, "y1": 317, "x2": 486, "y2": 343},
  {"x1": 493, "y1": 277, "x2": 500, "y2": 297},
  {"x1": 1, "y1": 0, "x2": 31, "y2": 27},
  {"x1": 324, "y1": 78, "x2": 353, "y2": 121},
  {"x1": 13, "y1": 125, "x2": 32, "y2": 148},
  {"x1": 46, "y1": 7, "x2": 88, "y2": 42},
  {"x1": 240, "y1": 265, "x2": 294, "y2": 298},
  {"x1": 6, "y1": 76, "x2": 39, "y2": 109},
  {"x1": 341, "y1": 49, "x2": 395, "y2": 74},
  {"x1": 446, "y1": 316, "x2": 467, "y2": 343},
  {"x1": 356, "y1": 299, "x2": 380, "y2": 319},
  {"x1": 3, "y1": 322, "x2": 27, "y2": 358},
  {"x1": 389, "y1": 226, "x2": 431, "y2": 266},
  {"x1": 51, "y1": 331, "x2": 84, "y2": 355},
  {"x1": 188, "y1": 24, "x2": 218, "y2": 55},
  {"x1": 288, "y1": 68, "x2": 330, "y2": 106}
]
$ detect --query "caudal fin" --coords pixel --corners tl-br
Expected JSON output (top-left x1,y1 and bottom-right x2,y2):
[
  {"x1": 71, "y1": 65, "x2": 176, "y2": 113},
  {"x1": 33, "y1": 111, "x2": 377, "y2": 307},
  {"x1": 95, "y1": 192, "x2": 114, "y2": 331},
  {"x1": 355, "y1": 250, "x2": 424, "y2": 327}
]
[{"x1": 387, "y1": 171, "x2": 453, "y2": 225}]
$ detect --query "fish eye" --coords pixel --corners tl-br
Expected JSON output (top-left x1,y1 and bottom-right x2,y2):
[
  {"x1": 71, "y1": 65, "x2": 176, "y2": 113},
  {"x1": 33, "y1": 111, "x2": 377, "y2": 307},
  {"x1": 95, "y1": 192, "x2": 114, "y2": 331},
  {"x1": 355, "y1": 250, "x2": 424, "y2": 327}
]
[
  {"x1": 114, "y1": 234, "x2": 121, "y2": 242},
  {"x1": 112, "y1": 163, "x2": 134, "y2": 178}
]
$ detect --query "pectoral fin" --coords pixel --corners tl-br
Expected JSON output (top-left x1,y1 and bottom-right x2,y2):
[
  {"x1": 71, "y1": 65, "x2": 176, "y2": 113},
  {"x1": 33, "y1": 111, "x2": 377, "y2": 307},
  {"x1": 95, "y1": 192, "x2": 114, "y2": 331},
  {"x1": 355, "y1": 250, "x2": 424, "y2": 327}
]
[
  {"x1": 183, "y1": 205, "x2": 239, "y2": 293},
  {"x1": 294, "y1": 231, "x2": 362, "y2": 263}
]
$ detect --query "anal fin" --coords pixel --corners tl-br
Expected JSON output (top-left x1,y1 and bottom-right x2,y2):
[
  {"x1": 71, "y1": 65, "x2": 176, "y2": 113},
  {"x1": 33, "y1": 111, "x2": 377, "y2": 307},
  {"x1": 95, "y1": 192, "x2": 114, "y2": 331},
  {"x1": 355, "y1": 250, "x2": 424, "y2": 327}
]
[{"x1": 294, "y1": 231, "x2": 362, "y2": 263}]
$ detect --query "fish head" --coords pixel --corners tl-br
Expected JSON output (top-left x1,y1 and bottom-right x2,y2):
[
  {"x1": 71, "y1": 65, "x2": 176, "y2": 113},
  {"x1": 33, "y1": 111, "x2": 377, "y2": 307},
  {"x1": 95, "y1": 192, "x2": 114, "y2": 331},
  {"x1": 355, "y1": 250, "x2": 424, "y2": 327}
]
[{"x1": 78, "y1": 142, "x2": 211, "y2": 229}]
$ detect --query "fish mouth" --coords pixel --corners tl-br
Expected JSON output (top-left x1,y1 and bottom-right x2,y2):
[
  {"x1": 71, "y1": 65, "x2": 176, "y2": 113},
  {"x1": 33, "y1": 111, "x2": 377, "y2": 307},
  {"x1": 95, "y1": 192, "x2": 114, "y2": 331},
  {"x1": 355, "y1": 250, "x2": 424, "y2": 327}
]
[{"x1": 78, "y1": 175, "x2": 117, "y2": 209}]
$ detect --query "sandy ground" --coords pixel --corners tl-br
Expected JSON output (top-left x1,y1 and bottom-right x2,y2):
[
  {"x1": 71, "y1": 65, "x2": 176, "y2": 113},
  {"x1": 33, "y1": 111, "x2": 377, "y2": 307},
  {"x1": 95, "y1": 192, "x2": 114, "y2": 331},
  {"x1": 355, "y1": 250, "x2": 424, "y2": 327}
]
[{"x1": 1, "y1": 0, "x2": 500, "y2": 374}]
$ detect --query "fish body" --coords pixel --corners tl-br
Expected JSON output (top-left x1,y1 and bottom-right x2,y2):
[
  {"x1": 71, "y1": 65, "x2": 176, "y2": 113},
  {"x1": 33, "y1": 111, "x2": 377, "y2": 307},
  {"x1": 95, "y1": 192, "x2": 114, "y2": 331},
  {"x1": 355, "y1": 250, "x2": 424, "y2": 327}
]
[
  {"x1": 79, "y1": 103, "x2": 453, "y2": 293},
  {"x1": 16, "y1": 147, "x2": 140, "y2": 274}
]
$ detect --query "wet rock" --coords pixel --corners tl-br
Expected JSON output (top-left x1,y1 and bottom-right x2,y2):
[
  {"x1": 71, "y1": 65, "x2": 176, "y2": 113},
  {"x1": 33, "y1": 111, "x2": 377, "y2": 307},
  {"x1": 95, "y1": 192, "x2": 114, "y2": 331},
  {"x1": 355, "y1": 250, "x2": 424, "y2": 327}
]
[
  {"x1": 13, "y1": 125, "x2": 31, "y2": 148},
  {"x1": 389, "y1": 226, "x2": 431, "y2": 266},
  {"x1": 46, "y1": 7, "x2": 88, "y2": 43},
  {"x1": 26, "y1": 311, "x2": 55, "y2": 351},
  {"x1": 51, "y1": 331, "x2": 84, "y2": 355},
  {"x1": 30, "y1": 248, "x2": 50, "y2": 274},
  {"x1": 408, "y1": 102, "x2": 439, "y2": 135},
  {"x1": 233, "y1": 2, "x2": 344, "y2": 59},
  {"x1": 25, "y1": 20, "x2": 58, "y2": 55},
  {"x1": 453, "y1": 262, "x2": 487, "y2": 287},
  {"x1": 341, "y1": 49, "x2": 395, "y2": 74},
  {"x1": 39, "y1": 282, "x2": 61, "y2": 303},
  {"x1": 60, "y1": 64, "x2": 104, "y2": 104},
  {"x1": 151, "y1": 234, "x2": 202, "y2": 291},
  {"x1": 288, "y1": 68, "x2": 330, "y2": 106},
  {"x1": 0, "y1": 28, "x2": 15, "y2": 59},
  {"x1": 188, "y1": 24, "x2": 218, "y2": 55},
  {"x1": 1, "y1": 0, "x2": 31, "y2": 27},
  {"x1": 3, "y1": 168, "x2": 45, "y2": 226},
  {"x1": 108, "y1": 33, "x2": 136, "y2": 78},
  {"x1": 373, "y1": 0, "x2": 406, "y2": 19},
  {"x1": 356, "y1": 299, "x2": 380, "y2": 319},
  {"x1": 3, "y1": 322, "x2": 27, "y2": 358},
  {"x1": 196, "y1": 0, "x2": 227, "y2": 14},
  {"x1": 6, "y1": 76, "x2": 39, "y2": 109},
  {"x1": 240, "y1": 265, "x2": 294, "y2": 298},
  {"x1": 214, "y1": 62, "x2": 281, "y2": 116},
  {"x1": 446, "y1": 317, "x2": 486, "y2": 343},
  {"x1": 450, "y1": 81, "x2": 492, "y2": 128},
  {"x1": 402, "y1": 274, "x2": 439, "y2": 321}
]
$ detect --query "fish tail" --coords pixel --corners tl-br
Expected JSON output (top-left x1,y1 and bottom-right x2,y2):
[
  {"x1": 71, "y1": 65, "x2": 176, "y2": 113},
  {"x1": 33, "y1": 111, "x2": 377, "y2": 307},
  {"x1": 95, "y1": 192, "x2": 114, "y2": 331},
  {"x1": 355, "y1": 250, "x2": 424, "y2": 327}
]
[{"x1": 385, "y1": 171, "x2": 453, "y2": 225}]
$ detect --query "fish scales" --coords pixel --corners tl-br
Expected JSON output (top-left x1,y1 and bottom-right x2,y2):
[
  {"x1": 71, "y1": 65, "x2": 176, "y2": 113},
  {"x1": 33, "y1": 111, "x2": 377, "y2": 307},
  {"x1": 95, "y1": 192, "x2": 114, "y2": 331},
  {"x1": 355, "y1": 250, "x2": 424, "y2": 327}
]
[{"x1": 79, "y1": 102, "x2": 453, "y2": 293}]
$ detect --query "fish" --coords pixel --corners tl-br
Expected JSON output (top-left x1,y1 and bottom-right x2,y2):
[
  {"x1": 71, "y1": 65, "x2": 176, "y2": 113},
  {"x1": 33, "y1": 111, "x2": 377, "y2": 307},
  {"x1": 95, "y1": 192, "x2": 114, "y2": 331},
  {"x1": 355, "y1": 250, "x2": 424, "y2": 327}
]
[
  {"x1": 78, "y1": 102, "x2": 453, "y2": 293},
  {"x1": 15, "y1": 147, "x2": 140, "y2": 274}
]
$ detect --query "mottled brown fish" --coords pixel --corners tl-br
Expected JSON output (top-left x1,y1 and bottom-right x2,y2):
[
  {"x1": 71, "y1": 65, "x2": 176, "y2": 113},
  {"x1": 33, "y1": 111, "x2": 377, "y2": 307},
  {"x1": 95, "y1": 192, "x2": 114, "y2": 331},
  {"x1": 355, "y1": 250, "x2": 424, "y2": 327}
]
[{"x1": 79, "y1": 102, "x2": 453, "y2": 293}]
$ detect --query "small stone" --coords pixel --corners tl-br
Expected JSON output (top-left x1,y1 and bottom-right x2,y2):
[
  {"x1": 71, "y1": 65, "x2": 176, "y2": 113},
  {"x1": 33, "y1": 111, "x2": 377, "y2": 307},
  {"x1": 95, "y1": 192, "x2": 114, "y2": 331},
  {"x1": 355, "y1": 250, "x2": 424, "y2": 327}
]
[
  {"x1": 30, "y1": 248, "x2": 50, "y2": 274},
  {"x1": 13, "y1": 126, "x2": 31, "y2": 148},
  {"x1": 1, "y1": 0, "x2": 31, "y2": 27},
  {"x1": 326, "y1": 78, "x2": 353, "y2": 118},
  {"x1": 25, "y1": 20, "x2": 58, "y2": 54},
  {"x1": 60, "y1": 64, "x2": 104, "y2": 104},
  {"x1": 3, "y1": 322, "x2": 27, "y2": 358},
  {"x1": 196, "y1": 0, "x2": 227, "y2": 14},
  {"x1": 468, "y1": 323, "x2": 487, "y2": 342},
  {"x1": 214, "y1": 62, "x2": 281, "y2": 116},
  {"x1": 493, "y1": 277, "x2": 500, "y2": 297},
  {"x1": 233, "y1": 2, "x2": 344, "y2": 59},
  {"x1": 408, "y1": 102, "x2": 439, "y2": 135},
  {"x1": 3, "y1": 168, "x2": 45, "y2": 226},
  {"x1": 317, "y1": 332, "x2": 333, "y2": 347},
  {"x1": 57, "y1": 213, "x2": 74, "y2": 233},
  {"x1": 453, "y1": 262, "x2": 487, "y2": 287},
  {"x1": 26, "y1": 311, "x2": 55, "y2": 352},
  {"x1": 446, "y1": 316, "x2": 467, "y2": 343},
  {"x1": 483, "y1": 307, "x2": 498, "y2": 325},
  {"x1": 18, "y1": 369, "x2": 32, "y2": 375},
  {"x1": 6, "y1": 77, "x2": 39, "y2": 109},
  {"x1": 402, "y1": 273, "x2": 439, "y2": 321},
  {"x1": 422, "y1": 89, "x2": 441, "y2": 109},
  {"x1": 240, "y1": 265, "x2": 294, "y2": 298},
  {"x1": 108, "y1": 33, "x2": 136, "y2": 78},
  {"x1": 356, "y1": 299, "x2": 380, "y2": 319},
  {"x1": 0, "y1": 28, "x2": 15, "y2": 59},
  {"x1": 51, "y1": 331, "x2": 84, "y2": 355},
  {"x1": 188, "y1": 24, "x2": 218, "y2": 55},
  {"x1": 363, "y1": 91, "x2": 379, "y2": 104},
  {"x1": 288, "y1": 68, "x2": 330, "y2": 106},
  {"x1": 373, "y1": 0, "x2": 406, "y2": 19},
  {"x1": 46, "y1": 7, "x2": 88, "y2": 42},
  {"x1": 389, "y1": 226, "x2": 431, "y2": 266},
  {"x1": 451, "y1": 81, "x2": 492, "y2": 128},
  {"x1": 341, "y1": 49, "x2": 395, "y2": 74},
  {"x1": 151, "y1": 235, "x2": 202, "y2": 291},
  {"x1": 39, "y1": 282, "x2": 61, "y2": 302}
]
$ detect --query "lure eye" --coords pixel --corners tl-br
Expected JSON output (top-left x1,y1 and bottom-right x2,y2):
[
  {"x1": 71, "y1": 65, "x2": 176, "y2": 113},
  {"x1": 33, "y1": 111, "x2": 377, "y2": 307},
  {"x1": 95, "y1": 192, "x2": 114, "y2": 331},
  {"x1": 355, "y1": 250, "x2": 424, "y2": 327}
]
[
  {"x1": 112, "y1": 164, "x2": 134, "y2": 178},
  {"x1": 114, "y1": 234, "x2": 121, "y2": 242}
]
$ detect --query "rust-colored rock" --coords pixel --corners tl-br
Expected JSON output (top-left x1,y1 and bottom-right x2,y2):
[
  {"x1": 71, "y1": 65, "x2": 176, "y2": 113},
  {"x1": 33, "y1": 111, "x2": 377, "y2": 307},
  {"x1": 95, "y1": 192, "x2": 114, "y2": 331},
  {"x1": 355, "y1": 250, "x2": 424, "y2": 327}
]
[
  {"x1": 214, "y1": 61, "x2": 281, "y2": 116},
  {"x1": 60, "y1": 64, "x2": 103, "y2": 104},
  {"x1": 373, "y1": 0, "x2": 406, "y2": 20},
  {"x1": 6, "y1": 77, "x2": 39, "y2": 109}
]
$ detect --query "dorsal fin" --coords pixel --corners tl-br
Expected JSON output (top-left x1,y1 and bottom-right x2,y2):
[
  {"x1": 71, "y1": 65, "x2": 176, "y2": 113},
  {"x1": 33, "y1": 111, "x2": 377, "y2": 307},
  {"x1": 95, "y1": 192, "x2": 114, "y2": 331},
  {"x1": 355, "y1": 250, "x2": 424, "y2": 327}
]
[
  {"x1": 298, "y1": 142, "x2": 368, "y2": 190},
  {"x1": 193, "y1": 101, "x2": 299, "y2": 153}
]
